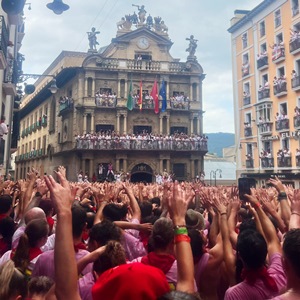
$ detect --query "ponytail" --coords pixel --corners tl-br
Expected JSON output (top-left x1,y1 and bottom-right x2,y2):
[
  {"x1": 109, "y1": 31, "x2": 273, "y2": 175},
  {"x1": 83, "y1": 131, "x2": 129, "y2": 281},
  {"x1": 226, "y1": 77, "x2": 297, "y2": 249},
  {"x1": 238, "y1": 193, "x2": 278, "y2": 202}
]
[{"x1": 12, "y1": 233, "x2": 30, "y2": 273}]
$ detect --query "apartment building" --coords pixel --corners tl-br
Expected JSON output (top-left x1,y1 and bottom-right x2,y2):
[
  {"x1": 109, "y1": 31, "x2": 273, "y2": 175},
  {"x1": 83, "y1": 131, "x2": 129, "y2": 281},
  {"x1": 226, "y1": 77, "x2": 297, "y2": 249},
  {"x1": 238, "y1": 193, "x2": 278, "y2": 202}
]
[
  {"x1": 229, "y1": 0, "x2": 300, "y2": 186},
  {"x1": 15, "y1": 7, "x2": 207, "y2": 182}
]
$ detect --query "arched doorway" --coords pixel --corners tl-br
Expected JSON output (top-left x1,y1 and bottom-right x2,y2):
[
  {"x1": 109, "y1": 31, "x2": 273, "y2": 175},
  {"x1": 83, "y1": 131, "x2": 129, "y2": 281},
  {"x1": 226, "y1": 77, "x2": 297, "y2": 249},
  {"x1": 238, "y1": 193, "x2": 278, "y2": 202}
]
[{"x1": 130, "y1": 163, "x2": 153, "y2": 183}]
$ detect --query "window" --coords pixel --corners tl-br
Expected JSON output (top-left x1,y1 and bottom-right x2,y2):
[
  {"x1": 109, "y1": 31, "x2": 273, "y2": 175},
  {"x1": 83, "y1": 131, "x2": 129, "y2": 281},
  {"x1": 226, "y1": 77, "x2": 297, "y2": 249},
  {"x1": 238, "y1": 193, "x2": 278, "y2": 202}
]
[
  {"x1": 280, "y1": 102, "x2": 288, "y2": 115},
  {"x1": 243, "y1": 53, "x2": 249, "y2": 64},
  {"x1": 292, "y1": 0, "x2": 299, "y2": 16},
  {"x1": 275, "y1": 9, "x2": 281, "y2": 28},
  {"x1": 245, "y1": 112, "x2": 252, "y2": 124},
  {"x1": 247, "y1": 144, "x2": 253, "y2": 157},
  {"x1": 276, "y1": 33, "x2": 283, "y2": 44},
  {"x1": 242, "y1": 32, "x2": 248, "y2": 48},
  {"x1": 260, "y1": 43, "x2": 267, "y2": 53},
  {"x1": 256, "y1": 103, "x2": 272, "y2": 122},
  {"x1": 173, "y1": 163, "x2": 185, "y2": 180},
  {"x1": 278, "y1": 66, "x2": 285, "y2": 77},
  {"x1": 260, "y1": 21, "x2": 265, "y2": 37},
  {"x1": 262, "y1": 74, "x2": 269, "y2": 85}
]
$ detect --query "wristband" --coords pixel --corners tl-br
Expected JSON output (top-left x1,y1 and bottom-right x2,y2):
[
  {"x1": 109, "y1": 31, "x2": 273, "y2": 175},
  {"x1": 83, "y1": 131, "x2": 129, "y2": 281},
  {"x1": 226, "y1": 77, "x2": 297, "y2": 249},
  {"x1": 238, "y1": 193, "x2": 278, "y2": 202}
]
[
  {"x1": 253, "y1": 202, "x2": 261, "y2": 209},
  {"x1": 278, "y1": 192, "x2": 287, "y2": 201},
  {"x1": 174, "y1": 234, "x2": 191, "y2": 244},
  {"x1": 220, "y1": 212, "x2": 227, "y2": 216},
  {"x1": 174, "y1": 225, "x2": 187, "y2": 229},
  {"x1": 35, "y1": 192, "x2": 42, "y2": 197},
  {"x1": 174, "y1": 227, "x2": 188, "y2": 235}
]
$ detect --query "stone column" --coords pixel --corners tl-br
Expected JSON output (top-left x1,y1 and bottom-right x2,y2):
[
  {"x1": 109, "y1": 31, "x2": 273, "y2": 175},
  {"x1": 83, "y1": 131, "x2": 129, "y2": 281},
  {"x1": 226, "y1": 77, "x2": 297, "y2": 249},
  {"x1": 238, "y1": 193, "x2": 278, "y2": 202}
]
[
  {"x1": 159, "y1": 159, "x2": 163, "y2": 174},
  {"x1": 123, "y1": 159, "x2": 127, "y2": 172},
  {"x1": 116, "y1": 159, "x2": 120, "y2": 172},
  {"x1": 117, "y1": 80, "x2": 121, "y2": 98},
  {"x1": 91, "y1": 113, "x2": 95, "y2": 133},
  {"x1": 78, "y1": 74, "x2": 84, "y2": 105},
  {"x1": 124, "y1": 80, "x2": 128, "y2": 97},
  {"x1": 166, "y1": 116, "x2": 170, "y2": 135},
  {"x1": 197, "y1": 118, "x2": 200, "y2": 134},
  {"x1": 159, "y1": 117, "x2": 163, "y2": 134},
  {"x1": 116, "y1": 114, "x2": 120, "y2": 133},
  {"x1": 92, "y1": 79, "x2": 95, "y2": 96},
  {"x1": 166, "y1": 159, "x2": 170, "y2": 173},
  {"x1": 84, "y1": 78, "x2": 88, "y2": 97},
  {"x1": 89, "y1": 158, "x2": 94, "y2": 179},
  {"x1": 190, "y1": 83, "x2": 193, "y2": 100},
  {"x1": 124, "y1": 115, "x2": 127, "y2": 134},
  {"x1": 190, "y1": 159, "x2": 195, "y2": 179},
  {"x1": 83, "y1": 113, "x2": 87, "y2": 134},
  {"x1": 190, "y1": 118, "x2": 193, "y2": 134}
]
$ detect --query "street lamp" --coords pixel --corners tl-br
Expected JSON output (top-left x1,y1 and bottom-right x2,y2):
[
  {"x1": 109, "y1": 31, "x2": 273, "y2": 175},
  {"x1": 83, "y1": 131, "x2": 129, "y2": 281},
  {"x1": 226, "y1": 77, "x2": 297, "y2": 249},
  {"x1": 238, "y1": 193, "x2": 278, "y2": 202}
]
[
  {"x1": 47, "y1": 0, "x2": 70, "y2": 15},
  {"x1": 19, "y1": 73, "x2": 58, "y2": 94},
  {"x1": 210, "y1": 169, "x2": 222, "y2": 186}
]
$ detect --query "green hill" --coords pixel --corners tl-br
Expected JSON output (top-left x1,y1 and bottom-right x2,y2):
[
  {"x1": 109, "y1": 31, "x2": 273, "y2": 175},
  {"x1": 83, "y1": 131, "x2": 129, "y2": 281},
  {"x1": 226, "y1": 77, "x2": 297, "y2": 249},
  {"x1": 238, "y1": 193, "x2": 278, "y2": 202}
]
[{"x1": 206, "y1": 133, "x2": 235, "y2": 157}]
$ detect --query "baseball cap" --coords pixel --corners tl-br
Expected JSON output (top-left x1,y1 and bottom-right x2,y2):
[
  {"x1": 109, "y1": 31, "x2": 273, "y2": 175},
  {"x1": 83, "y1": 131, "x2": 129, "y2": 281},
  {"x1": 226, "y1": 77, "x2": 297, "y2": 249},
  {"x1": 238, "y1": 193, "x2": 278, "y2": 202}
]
[{"x1": 92, "y1": 262, "x2": 170, "y2": 300}]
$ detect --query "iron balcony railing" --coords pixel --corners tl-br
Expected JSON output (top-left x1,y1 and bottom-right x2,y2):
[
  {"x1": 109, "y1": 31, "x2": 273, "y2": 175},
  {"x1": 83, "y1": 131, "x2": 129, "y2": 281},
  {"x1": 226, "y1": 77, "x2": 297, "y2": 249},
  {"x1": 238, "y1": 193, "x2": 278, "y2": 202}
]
[{"x1": 277, "y1": 156, "x2": 292, "y2": 168}]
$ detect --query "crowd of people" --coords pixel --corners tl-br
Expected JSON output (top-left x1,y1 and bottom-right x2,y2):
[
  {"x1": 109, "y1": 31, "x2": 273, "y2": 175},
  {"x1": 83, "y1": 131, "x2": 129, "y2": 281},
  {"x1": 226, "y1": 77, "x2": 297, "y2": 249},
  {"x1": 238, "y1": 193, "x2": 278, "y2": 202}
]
[
  {"x1": 75, "y1": 131, "x2": 208, "y2": 151},
  {"x1": 273, "y1": 75, "x2": 287, "y2": 93},
  {"x1": 95, "y1": 91, "x2": 117, "y2": 107},
  {"x1": 59, "y1": 95, "x2": 74, "y2": 108},
  {"x1": 270, "y1": 42, "x2": 285, "y2": 61},
  {"x1": 2, "y1": 168, "x2": 300, "y2": 299}
]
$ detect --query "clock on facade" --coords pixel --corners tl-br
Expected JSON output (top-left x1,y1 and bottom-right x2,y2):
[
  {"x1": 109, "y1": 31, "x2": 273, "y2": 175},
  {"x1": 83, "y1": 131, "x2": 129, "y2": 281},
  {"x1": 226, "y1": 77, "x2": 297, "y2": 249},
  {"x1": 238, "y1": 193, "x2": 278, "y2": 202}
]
[{"x1": 137, "y1": 37, "x2": 149, "y2": 49}]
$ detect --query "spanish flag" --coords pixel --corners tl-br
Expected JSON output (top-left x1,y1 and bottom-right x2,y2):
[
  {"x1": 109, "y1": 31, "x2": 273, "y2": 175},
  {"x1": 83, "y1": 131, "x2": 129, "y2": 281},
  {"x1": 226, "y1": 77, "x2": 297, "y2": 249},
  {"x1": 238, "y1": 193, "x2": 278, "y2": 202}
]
[{"x1": 138, "y1": 81, "x2": 143, "y2": 110}]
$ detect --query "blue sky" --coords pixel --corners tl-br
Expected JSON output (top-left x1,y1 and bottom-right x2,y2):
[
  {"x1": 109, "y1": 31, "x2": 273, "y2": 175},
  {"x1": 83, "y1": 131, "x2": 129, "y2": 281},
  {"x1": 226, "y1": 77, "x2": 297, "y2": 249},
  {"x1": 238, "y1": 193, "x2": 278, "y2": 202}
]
[{"x1": 21, "y1": 0, "x2": 262, "y2": 133}]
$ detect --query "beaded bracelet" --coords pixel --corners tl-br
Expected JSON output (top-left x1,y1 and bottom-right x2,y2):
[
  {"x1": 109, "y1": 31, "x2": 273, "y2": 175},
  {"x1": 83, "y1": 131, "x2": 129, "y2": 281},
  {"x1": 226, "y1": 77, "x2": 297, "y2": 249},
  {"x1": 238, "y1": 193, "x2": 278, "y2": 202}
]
[
  {"x1": 174, "y1": 234, "x2": 191, "y2": 244},
  {"x1": 174, "y1": 227, "x2": 188, "y2": 235}
]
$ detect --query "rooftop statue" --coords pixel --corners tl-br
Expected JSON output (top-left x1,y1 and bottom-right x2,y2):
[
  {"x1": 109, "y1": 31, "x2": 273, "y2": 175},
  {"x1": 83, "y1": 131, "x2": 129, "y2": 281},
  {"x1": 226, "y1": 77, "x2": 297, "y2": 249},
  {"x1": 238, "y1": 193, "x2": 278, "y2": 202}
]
[
  {"x1": 132, "y1": 4, "x2": 146, "y2": 24},
  {"x1": 87, "y1": 27, "x2": 100, "y2": 51},
  {"x1": 153, "y1": 16, "x2": 168, "y2": 34},
  {"x1": 186, "y1": 35, "x2": 198, "y2": 57}
]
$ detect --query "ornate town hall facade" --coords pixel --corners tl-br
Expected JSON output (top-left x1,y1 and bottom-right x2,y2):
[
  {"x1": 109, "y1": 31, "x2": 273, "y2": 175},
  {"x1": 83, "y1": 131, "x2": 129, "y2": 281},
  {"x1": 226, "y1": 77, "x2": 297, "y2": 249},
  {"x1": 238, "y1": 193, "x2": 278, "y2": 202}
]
[{"x1": 14, "y1": 7, "x2": 207, "y2": 182}]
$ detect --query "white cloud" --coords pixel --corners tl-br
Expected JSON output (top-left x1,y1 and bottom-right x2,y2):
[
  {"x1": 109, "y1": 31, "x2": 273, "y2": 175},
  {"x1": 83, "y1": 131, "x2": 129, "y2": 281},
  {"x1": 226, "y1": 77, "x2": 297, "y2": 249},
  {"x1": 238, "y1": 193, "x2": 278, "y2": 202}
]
[{"x1": 20, "y1": 0, "x2": 262, "y2": 133}]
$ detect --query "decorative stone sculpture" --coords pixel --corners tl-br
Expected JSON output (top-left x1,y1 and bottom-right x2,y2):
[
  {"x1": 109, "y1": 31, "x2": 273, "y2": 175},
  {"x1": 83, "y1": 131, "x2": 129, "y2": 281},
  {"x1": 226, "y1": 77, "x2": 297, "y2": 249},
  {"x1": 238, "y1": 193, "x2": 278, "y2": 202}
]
[{"x1": 87, "y1": 27, "x2": 100, "y2": 52}]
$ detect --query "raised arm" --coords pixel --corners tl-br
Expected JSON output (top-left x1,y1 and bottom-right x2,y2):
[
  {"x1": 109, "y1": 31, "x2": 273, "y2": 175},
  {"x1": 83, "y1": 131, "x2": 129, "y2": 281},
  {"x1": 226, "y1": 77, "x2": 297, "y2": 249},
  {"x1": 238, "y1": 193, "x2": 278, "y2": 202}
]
[
  {"x1": 123, "y1": 182, "x2": 141, "y2": 221},
  {"x1": 289, "y1": 189, "x2": 300, "y2": 230},
  {"x1": 167, "y1": 182, "x2": 195, "y2": 294},
  {"x1": 45, "y1": 171, "x2": 80, "y2": 300},
  {"x1": 245, "y1": 191, "x2": 282, "y2": 256}
]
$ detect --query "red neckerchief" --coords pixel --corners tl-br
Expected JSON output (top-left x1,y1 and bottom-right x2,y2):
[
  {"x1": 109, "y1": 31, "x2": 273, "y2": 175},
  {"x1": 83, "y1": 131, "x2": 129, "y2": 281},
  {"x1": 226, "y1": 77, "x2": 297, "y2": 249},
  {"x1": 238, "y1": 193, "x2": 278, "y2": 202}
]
[
  {"x1": 74, "y1": 242, "x2": 86, "y2": 252},
  {"x1": 141, "y1": 252, "x2": 175, "y2": 274},
  {"x1": 0, "y1": 213, "x2": 7, "y2": 222},
  {"x1": 139, "y1": 231, "x2": 150, "y2": 249},
  {"x1": 10, "y1": 247, "x2": 42, "y2": 261},
  {"x1": 241, "y1": 266, "x2": 278, "y2": 292},
  {"x1": 29, "y1": 247, "x2": 42, "y2": 261}
]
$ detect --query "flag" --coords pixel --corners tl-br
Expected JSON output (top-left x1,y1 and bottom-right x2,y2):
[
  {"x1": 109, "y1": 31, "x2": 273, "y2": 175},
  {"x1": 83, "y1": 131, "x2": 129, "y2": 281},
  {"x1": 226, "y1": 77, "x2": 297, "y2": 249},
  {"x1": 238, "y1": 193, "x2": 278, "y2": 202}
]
[
  {"x1": 160, "y1": 80, "x2": 167, "y2": 112},
  {"x1": 151, "y1": 79, "x2": 159, "y2": 114},
  {"x1": 127, "y1": 79, "x2": 133, "y2": 111},
  {"x1": 138, "y1": 81, "x2": 143, "y2": 110}
]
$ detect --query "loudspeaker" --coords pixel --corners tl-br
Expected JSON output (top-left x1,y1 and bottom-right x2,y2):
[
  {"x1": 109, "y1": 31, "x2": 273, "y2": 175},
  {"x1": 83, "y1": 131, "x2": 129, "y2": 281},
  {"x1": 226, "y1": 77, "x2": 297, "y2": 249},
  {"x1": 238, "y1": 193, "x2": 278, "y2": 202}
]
[{"x1": 1, "y1": 0, "x2": 26, "y2": 15}]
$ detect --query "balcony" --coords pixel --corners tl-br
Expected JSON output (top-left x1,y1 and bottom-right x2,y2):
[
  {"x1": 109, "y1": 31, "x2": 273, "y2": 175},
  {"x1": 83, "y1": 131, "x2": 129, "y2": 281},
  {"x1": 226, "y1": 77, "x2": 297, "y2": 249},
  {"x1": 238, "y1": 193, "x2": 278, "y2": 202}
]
[
  {"x1": 95, "y1": 96, "x2": 117, "y2": 108},
  {"x1": 273, "y1": 82, "x2": 287, "y2": 97},
  {"x1": 36, "y1": 120, "x2": 41, "y2": 129},
  {"x1": 246, "y1": 158, "x2": 254, "y2": 168},
  {"x1": 75, "y1": 137, "x2": 208, "y2": 152},
  {"x1": 294, "y1": 115, "x2": 300, "y2": 128},
  {"x1": 170, "y1": 99, "x2": 189, "y2": 110},
  {"x1": 290, "y1": 37, "x2": 300, "y2": 55},
  {"x1": 261, "y1": 157, "x2": 274, "y2": 168},
  {"x1": 257, "y1": 56, "x2": 268, "y2": 70},
  {"x1": 0, "y1": 16, "x2": 9, "y2": 69},
  {"x1": 243, "y1": 95, "x2": 251, "y2": 106},
  {"x1": 272, "y1": 46, "x2": 285, "y2": 63},
  {"x1": 296, "y1": 156, "x2": 300, "y2": 167},
  {"x1": 41, "y1": 116, "x2": 47, "y2": 127},
  {"x1": 292, "y1": 75, "x2": 300, "y2": 91},
  {"x1": 258, "y1": 89, "x2": 270, "y2": 101},
  {"x1": 277, "y1": 156, "x2": 292, "y2": 168},
  {"x1": 275, "y1": 119, "x2": 289, "y2": 131},
  {"x1": 59, "y1": 99, "x2": 74, "y2": 116},
  {"x1": 244, "y1": 127, "x2": 252, "y2": 137},
  {"x1": 258, "y1": 122, "x2": 273, "y2": 135},
  {"x1": 242, "y1": 64, "x2": 250, "y2": 77}
]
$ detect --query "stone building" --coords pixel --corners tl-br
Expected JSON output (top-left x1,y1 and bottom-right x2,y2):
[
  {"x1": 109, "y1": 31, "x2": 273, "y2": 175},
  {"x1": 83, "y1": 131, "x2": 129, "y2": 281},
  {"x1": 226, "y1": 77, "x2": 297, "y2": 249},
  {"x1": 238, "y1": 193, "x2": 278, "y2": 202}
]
[
  {"x1": 15, "y1": 7, "x2": 207, "y2": 182},
  {"x1": 229, "y1": 0, "x2": 300, "y2": 187}
]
